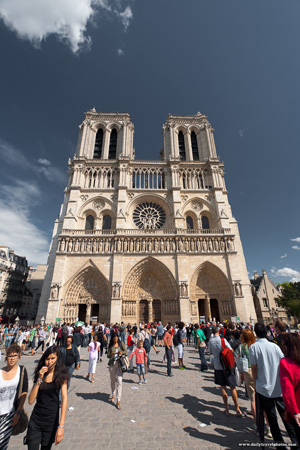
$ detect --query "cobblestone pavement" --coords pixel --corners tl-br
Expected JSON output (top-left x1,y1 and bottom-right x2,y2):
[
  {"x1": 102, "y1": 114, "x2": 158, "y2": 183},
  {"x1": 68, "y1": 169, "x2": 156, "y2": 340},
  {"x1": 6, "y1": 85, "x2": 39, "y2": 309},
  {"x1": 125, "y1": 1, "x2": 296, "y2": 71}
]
[{"x1": 2, "y1": 345, "x2": 289, "y2": 450}]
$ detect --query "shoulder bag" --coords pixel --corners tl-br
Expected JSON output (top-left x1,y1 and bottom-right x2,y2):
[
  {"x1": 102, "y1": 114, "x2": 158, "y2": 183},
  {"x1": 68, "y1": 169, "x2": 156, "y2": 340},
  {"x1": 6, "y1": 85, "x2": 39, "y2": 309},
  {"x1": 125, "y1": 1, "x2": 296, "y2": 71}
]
[{"x1": 12, "y1": 366, "x2": 28, "y2": 436}]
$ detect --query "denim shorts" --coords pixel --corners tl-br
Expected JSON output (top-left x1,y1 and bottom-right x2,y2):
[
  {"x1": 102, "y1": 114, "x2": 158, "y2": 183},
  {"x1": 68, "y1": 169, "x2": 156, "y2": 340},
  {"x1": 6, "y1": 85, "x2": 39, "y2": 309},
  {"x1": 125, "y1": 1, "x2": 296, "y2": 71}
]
[{"x1": 136, "y1": 363, "x2": 145, "y2": 376}]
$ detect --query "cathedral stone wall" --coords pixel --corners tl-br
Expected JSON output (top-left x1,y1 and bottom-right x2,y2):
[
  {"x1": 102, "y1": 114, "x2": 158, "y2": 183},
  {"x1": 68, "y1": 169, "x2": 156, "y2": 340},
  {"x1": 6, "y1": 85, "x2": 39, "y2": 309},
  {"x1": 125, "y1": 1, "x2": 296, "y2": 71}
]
[{"x1": 37, "y1": 110, "x2": 257, "y2": 325}]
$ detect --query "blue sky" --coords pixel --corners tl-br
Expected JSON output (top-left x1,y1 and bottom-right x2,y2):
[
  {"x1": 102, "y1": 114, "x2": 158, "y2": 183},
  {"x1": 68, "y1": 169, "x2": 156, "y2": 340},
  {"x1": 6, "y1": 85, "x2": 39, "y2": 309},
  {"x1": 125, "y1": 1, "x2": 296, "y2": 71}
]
[{"x1": 0, "y1": 0, "x2": 299, "y2": 283}]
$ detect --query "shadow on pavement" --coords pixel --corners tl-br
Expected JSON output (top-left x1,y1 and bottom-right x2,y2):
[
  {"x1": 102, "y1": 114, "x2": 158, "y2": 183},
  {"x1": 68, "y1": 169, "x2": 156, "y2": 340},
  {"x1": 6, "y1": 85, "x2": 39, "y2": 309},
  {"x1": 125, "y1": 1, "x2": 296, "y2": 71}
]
[
  {"x1": 166, "y1": 394, "x2": 258, "y2": 449},
  {"x1": 76, "y1": 391, "x2": 110, "y2": 403}
]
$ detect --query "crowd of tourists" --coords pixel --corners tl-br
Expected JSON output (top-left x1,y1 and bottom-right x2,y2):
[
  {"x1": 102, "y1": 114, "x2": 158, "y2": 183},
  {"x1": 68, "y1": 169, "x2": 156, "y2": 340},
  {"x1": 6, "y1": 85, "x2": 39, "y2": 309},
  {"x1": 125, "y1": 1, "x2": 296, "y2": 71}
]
[{"x1": 0, "y1": 319, "x2": 300, "y2": 449}]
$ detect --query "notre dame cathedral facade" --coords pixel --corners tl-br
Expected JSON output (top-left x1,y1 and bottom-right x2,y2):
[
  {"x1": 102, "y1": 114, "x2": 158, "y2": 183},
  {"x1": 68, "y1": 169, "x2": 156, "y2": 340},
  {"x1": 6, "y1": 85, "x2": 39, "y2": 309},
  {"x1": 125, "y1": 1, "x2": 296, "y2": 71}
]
[{"x1": 37, "y1": 109, "x2": 257, "y2": 325}]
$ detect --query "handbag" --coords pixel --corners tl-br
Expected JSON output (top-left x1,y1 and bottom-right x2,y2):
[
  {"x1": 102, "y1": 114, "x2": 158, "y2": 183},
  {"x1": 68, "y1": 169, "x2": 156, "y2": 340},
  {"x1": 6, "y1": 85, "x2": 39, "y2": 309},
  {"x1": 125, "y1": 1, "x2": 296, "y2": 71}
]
[
  {"x1": 119, "y1": 354, "x2": 129, "y2": 372},
  {"x1": 12, "y1": 366, "x2": 28, "y2": 436}
]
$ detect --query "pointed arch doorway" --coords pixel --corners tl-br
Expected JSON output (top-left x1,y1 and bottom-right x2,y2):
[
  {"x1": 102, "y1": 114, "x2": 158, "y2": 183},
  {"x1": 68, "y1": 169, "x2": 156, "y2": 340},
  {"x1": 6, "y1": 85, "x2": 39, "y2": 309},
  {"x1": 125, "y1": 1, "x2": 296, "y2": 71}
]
[
  {"x1": 191, "y1": 262, "x2": 233, "y2": 322},
  {"x1": 122, "y1": 257, "x2": 179, "y2": 323},
  {"x1": 63, "y1": 266, "x2": 110, "y2": 323}
]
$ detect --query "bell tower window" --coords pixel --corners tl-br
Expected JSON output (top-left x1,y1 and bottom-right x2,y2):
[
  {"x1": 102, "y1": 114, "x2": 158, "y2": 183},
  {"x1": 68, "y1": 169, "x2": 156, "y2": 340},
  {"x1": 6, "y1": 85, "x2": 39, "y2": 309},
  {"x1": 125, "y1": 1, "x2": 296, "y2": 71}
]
[
  {"x1": 178, "y1": 131, "x2": 186, "y2": 161},
  {"x1": 85, "y1": 215, "x2": 94, "y2": 231},
  {"x1": 191, "y1": 131, "x2": 199, "y2": 161},
  {"x1": 186, "y1": 216, "x2": 194, "y2": 230},
  {"x1": 201, "y1": 215, "x2": 210, "y2": 229},
  {"x1": 93, "y1": 128, "x2": 103, "y2": 159},
  {"x1": 102, "y1": 215, "x2": 112, "y2": 230},
  {"x1": 108, "y1": 129, "x2": 117, "y2": 160}
]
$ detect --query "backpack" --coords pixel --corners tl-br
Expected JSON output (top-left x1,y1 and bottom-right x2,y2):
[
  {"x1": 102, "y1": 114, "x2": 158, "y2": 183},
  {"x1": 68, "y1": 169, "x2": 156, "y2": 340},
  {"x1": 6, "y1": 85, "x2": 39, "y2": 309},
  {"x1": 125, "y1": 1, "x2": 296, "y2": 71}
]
[
  {"x1": 62, "y1": 325, "x2": 68, "y2": 335},
  {"x1": 173, "y1": 333, "x2": 179, "y2": 347},
  {"x1": 219, "y1": 337, "x2": 235, "y2": 372},
  {"x1": 143, "y1": 336, "x2": 151, "y2": 352}
]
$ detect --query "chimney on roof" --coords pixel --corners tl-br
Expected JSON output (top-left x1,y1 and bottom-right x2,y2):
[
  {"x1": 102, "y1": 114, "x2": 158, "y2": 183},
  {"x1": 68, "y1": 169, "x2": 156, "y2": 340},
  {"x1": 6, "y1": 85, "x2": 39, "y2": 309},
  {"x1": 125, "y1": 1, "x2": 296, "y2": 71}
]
[
  {"x1": 253, "y1": 271, "x2": 259, "y2": 280},
  {"x1": 262, "y1": 269, "x2": 267, "y2": 276}
]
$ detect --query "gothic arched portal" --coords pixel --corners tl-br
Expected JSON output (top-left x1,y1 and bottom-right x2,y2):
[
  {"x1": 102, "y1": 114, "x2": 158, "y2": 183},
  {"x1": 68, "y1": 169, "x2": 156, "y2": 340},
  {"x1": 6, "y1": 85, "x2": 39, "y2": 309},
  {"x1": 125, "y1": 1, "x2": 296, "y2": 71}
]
[
  {"x1": 122, "y1": 257, "x2": 179, "y2": 323},
  {"x1": 190, "y1": 262, "x2": 234, "y2": 322},
  {"x1": 62, "y1": 266, "x2": 110, "y2": 323}
]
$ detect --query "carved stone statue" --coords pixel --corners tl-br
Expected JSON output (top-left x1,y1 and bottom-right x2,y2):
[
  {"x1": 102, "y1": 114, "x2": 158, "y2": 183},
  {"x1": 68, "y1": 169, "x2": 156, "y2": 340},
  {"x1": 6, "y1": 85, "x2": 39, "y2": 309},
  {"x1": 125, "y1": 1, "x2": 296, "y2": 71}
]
[
  {"x1": 202, "y1": 239, "x2": 207, "y2": 252},
  {"x1": 123, "y1": 239, "x2": 128, "y2": 252},
  {"x1": 196, "y1": 239, "x2": 201, "y2": 252},
  {"x1": 154, "y1": 239, "x2": 159, "y2": 252},
  {"x1": 214, "y1": 239, "x2": 219, "y2": 252},
  {"x1": 99, "y1": 239, "x2": 103, "y2": 252},
  {"x1": 148, "y1": 239, "x2": 152, "y2": 252},
  {"x1": 86, "y1": 240, "x2": 91, "y2": 252},
  {"x1": 74, "y1": 240, "x2": 79, "y2": 252},
  {"x1": 92, "y1": 240, "x2": 97, "y2": 252},
  {"x1": 166, "y1": 238, "x2": 170, "y2": 252},
  {"x1": 68, "y1": 240, "x2": 73, "y2": 252},
  {"x1": 50, "y1": 284, "x2": 59, "y2": 299},
  {"x1": 178, "y1": 238, "x2": 183, "y2": 251},
  {"x1": 160, "y1": 239, "x2": 164, "y2": 252},
  {"x1": 80, "y1": 240, "x2": 85, "y2": 252},
  {"x1": 185, "y1": 238, "x2": 189, "y2": 252},
  {"x1": 220, "y1": 239, "x2": 225, "y2": 252},
  {"x1": 136, "y1": 239, "x2": 140, "y2": 252},
  {"x1": 142, "y1": 239, "x2": 146, "y2": 252},
  {"x1": 117, "y1": 238, "x2": 122, "y2": 252},
  {"x1": 129, "y1": 239, "x2": 134, "y2": 252},
  {"x1": 208, "y1": 239, "x2": 213, "y2": 251},
  {"x1": 190, "y1": 239, "x2": 195, "y2": 251}
]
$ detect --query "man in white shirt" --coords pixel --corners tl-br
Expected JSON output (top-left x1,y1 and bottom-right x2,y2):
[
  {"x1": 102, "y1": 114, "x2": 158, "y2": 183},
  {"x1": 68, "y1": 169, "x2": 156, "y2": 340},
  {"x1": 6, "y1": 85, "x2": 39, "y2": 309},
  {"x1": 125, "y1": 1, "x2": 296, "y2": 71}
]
[{"x1": 249, "y1": 323, "x2": 296, "y2": 446}]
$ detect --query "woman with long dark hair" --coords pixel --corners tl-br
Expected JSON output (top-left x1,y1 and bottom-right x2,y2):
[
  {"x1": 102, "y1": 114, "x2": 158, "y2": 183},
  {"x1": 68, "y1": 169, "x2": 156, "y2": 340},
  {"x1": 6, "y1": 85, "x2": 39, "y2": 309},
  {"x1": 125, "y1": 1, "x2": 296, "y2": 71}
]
[
  {"x1": 279, "y1": 333, "x2": 300, "y2": 447},
  {"x1": 107, "y1": 332, "x2": 126, "y2": 410},
  {"x1": 0, "y1": 343, "x2": 28, "y2": 450},
  {"x1": 26, "y1": 345, "x2": 68, "y2": 449}
]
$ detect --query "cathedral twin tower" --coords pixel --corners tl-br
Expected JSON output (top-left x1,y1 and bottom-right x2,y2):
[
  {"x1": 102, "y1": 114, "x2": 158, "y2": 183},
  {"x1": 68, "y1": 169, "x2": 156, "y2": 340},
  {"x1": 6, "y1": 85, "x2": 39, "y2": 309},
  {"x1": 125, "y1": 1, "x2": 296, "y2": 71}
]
[{"x1": 37, "y1": 109, "x2": 257, "y2": 325}]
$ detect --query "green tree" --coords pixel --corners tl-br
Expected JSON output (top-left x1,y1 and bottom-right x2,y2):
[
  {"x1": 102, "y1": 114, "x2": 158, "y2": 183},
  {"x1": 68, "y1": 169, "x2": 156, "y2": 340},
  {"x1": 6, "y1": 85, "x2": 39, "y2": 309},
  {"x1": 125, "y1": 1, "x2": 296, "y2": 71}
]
[{"x1": 277, "y1": 282, "x2": 300, "y2": 320}]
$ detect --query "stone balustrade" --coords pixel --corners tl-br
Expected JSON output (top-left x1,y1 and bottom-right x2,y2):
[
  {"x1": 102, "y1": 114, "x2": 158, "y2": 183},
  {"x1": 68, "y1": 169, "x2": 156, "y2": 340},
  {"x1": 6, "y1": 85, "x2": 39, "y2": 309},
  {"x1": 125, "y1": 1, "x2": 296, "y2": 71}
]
[{"x1": 61, "y1": 227, "x2": 231, "y2": 236}]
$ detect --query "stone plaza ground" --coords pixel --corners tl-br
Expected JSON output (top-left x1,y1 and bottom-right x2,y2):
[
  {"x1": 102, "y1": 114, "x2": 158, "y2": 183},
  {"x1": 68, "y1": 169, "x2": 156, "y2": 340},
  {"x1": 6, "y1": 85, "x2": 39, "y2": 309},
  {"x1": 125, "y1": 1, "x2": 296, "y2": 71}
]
[{"x1": 2, "y1": 345, "x2": 289, "y2": 450}]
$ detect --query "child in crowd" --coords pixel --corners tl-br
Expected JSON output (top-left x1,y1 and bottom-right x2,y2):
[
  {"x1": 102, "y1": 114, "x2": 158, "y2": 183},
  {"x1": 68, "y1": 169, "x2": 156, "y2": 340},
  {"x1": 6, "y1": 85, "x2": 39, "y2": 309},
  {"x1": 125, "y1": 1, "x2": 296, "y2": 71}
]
[{"x1": 129, "y1": 340, "x2": 148, "y2": 385}]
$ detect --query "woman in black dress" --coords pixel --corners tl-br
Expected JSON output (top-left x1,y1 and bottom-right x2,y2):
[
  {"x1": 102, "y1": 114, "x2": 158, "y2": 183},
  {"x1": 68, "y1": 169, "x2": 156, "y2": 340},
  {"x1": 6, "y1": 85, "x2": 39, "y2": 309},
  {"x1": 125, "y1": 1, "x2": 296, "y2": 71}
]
[{"x1": 26, "y1": 345, "x2": 68, "y2": 450}]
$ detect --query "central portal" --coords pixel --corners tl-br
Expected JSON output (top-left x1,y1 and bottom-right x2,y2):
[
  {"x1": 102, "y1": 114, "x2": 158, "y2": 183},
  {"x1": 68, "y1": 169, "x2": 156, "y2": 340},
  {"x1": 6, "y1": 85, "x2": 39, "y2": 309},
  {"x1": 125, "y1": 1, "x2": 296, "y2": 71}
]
[{"x1": 139, "y1": 300, "x2": 149, "y2": 323}]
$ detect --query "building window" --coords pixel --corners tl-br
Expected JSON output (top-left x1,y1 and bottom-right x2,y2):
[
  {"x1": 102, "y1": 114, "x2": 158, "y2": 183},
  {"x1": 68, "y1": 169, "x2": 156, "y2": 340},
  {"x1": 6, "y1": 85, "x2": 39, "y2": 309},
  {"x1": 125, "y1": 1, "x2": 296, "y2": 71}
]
[
  {"x1": 93, "y1": 128, "x2": 103, "y2": 159},
  {"x1": 262, "y1": 298, "x2": 268, "y2": 308},
  {"x1": 85, "y1": 215, "x2": 94, "y2": 231},
  {"x1": 102, "y1": 215, "x2": 112, "y2": 230},
  {"x1": 201, "y1": 215, "x2": 210, "y2": 229},
  {"x1": 191, "y1": 131, "x2": 199, "y2": 161},
  {"x1": 178, "y1": 131, "x2": 186, "y2": 161},
  {"x1": 108, "y1": 129, "x2": 117, "y2": 160},
  {"x1": 186, "y1": 216, "x2": 194, "y2": 230}
]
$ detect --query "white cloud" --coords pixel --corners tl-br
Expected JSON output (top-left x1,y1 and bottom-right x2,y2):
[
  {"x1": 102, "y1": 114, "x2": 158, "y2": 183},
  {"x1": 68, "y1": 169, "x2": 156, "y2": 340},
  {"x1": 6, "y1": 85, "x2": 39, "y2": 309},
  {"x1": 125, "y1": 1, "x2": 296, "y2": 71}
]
[
  {"x1": 0, "y1": 0, "x2": 133, "y2": 53},
  {"x1": 272, "y1": 267, "x2": 300, "y2": 282},
  {"x1": 117, "y1": 48, "x2": 125, "y2": 56},
  {"x1": 238, "y1": 128, "x2": 247, "y2": 138},
  {"x1": 117, "y1": 6, "x2": 133, "y2": 31},
  {"x1": 0, "y1": 139, "x2": 66, "y2": 184},
  {"x1": 37, "y1": 158, "x2": 66, "y2": 184},
  {"x1": 292, "y1": 246, "x2": 300, "y2": 251},
  {"x1": 0, "y1": 181, "x2": 49, "y2": 265},
  {"x1": 280, "y1": 253, "x2": 287, "y2": 259},
  {"x1": 291, "y1": 237, "x2": 300, "y2": 243}
]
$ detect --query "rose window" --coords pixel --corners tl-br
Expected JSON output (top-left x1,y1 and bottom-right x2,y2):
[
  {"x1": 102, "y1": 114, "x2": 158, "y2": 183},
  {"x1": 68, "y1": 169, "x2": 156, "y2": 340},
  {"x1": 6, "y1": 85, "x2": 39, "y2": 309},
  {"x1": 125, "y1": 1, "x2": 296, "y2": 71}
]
[{"x1": 133, "y1": 202, "x2": 166, "y2": 230}]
